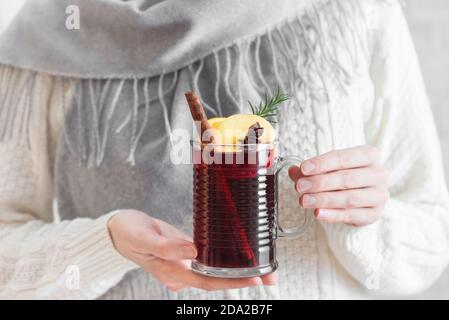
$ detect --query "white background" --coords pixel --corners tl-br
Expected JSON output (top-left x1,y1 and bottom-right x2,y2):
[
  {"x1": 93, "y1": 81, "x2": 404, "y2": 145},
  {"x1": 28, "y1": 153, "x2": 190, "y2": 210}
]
[
  {"x1": 0, "y1": 1, "x2": 24, "y2": 33},
  {"x1": 0, "y1": 0, "x2": 448, "y2": 299},
  {"x1": 404, "y1": 0, "x2": 449, "y2": 299}
]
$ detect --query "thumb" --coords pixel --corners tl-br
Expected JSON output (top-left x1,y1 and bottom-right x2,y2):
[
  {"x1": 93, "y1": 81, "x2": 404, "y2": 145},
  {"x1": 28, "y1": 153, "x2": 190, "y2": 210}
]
[
  {"x1": 144, "y1": 233, "x2": 197, "y2": 260},
  {"x1": 288, "y1": 165, "x2": 303, "y2": 182}
]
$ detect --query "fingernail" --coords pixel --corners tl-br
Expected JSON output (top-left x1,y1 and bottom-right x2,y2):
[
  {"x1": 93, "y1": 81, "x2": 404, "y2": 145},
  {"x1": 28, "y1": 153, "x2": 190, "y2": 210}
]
[
  {"x1": 302, "y1": 162, "x2": 315, "y2": 174},
  {"x1": 180, "y1": 246, "x2": 197, "y2": 259},
  {"x1": 303, "y1": 195, "x2": 316, "y2": 207},
  {"x1": 317, "y1": 210, "x2": 333, "y2": 220},
  {"x1": 297, "y1": 179, "x2": 312, "y2": 193}
]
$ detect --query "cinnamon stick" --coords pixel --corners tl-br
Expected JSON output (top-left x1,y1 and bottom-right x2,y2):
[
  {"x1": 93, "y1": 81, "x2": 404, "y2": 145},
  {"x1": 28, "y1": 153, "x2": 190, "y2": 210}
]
[{"x1": 185, "y1": 91, "x2": 214, "y2": 143}]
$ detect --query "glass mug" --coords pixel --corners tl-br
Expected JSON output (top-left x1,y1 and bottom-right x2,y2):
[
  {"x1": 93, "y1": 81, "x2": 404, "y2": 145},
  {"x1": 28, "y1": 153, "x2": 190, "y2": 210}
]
[{"x1": 191, "y1": 140, "x2": 312, "y2": 278}]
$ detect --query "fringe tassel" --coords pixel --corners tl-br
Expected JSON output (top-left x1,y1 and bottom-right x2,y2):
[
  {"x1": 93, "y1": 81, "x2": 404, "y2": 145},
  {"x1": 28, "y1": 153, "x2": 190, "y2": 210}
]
[
  {"x1": 253, "y1": 35, "x2": 271, "y2": 93},
  {"x1": 0, "y1": 0, "x2": 369, "y2": 167},
  {"x1": 0, "y1": 69, "x2": 20, "y2": 140},
  {"x1": 212, "y1": 50, "x2": 223, "y2": 116},
  {"x1": 0, "y1": 67, "x2": 35, "y2": 147},
  {"x1": 157, "y1": 74, "x2": 174, "y2": 146},
  {"x1": 101, "y1": 79, "x2": 125, "y2": 164},
  {"x1": 236, "y1": 41, "x2": 244, "y2": 111},
  {"x1": 60, "y1": 77, "x2": 76, "y2": 157},
  {"x1": 223, "y1": 46, "x2": 240, "y2": 110}
]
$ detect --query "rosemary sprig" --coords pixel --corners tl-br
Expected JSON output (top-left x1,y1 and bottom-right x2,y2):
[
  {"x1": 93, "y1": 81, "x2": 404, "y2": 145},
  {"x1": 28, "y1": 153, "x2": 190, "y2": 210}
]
[{"x1": 248, "y1": 87, "x2": 289, "y2": 124}]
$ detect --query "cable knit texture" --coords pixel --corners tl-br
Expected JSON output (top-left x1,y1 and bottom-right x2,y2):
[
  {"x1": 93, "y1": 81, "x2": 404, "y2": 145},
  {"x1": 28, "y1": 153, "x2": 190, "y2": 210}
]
[{"x1": 1, "y1": 0, "x2": 449, "y2": 299}]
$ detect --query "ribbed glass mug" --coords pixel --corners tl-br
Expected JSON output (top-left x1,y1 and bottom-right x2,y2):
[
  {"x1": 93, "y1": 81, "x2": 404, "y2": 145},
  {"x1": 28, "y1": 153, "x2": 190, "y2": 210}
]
[{"x1": 191, "y1": 140, "x2": 311, "y2": 278}]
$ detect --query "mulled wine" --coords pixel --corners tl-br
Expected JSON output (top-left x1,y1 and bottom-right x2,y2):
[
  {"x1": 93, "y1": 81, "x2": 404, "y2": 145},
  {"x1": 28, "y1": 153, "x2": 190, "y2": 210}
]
[{"x1": 193, "y1": 144, "x2": 276, "y2": 269}]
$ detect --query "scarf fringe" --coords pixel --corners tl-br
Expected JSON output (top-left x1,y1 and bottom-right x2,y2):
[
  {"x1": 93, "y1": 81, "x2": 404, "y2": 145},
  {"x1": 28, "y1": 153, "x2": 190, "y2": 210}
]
[{"x1": 0, "y1": 0, "x2": 370, "y2": 167}]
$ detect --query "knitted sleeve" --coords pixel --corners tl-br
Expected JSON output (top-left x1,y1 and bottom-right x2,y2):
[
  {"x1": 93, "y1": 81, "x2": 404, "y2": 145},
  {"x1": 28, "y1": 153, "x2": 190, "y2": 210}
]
[
  {"x1": 0, "y1": 66, "x2": 136, "y2": 299},
  {"x1": 320, "y1": 1, "x2": 449, "y2": 296}
]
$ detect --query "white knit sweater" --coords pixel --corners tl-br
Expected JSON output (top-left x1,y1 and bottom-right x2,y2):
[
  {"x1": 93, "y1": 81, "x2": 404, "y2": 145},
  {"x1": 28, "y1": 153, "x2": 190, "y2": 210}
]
[{"x1": 1, "y1": 1, "x2": 449, "y2": 300}]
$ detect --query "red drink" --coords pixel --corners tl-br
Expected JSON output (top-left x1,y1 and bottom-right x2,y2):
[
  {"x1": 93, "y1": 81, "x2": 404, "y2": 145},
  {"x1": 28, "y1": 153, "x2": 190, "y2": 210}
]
[
  {"x1": 185, "y1": 91, "x2": 310, "y2": 278},
  {"x1": 193, "y1": 144, "x2": 277, "y2": 269}
]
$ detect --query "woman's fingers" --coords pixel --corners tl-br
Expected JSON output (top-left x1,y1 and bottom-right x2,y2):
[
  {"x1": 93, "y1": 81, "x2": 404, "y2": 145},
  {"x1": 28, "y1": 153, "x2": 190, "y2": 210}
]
[
  {"x1": 288, "y1": 146, "x2": 388, "y2": 227},
  {"x1": 261, "y1": 272, "x2": 278, "y2": 285},
  {"x1": 134, "y1": 218, "x2": 197, "y2": 260},
  {"x1": 149, "y1": 259, "x2": 263, "y2": 291},
  {"x1": 142, "y1": 259, "x2": 188, "y2": 292},
  {"x1": 109, "y1": 209, "x2": 196, "y2": 260},
  {"x1": 296, "y1": 166, "x2": 389, "y2": 194},
  {"x1": 171, "y1": 260, "x2": 263, "y2": 291},
  {"x1": 300, "y1": 187, "x2": 389, "y2": 209},
  {"x1": 152, "y1": 269, "x2": 187, "y2": 292},
  {"x1": 140, "y1": 231, "x2": 197, "y2": 260},
  {"x1": 299, "y1": 146, "x2": 381, "y2": 176},
  {"x1": 314, "y1": 208, "x2": 384, "y2": 227},
  {"x1": 152, "y1": 217, "x2": 194, "y2": 242},
  {"x1": 110, "y1": 210, "x2": 278, "y2": 292},
  {"x1": 288, "y1": 164, "x2": 303, "y2": 182}
]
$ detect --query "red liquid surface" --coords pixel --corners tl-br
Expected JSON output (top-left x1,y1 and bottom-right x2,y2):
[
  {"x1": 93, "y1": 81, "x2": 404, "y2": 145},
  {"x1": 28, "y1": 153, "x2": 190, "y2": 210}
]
[{"x1": 193, "y1": 146, "x2": 276, "y2": 268}]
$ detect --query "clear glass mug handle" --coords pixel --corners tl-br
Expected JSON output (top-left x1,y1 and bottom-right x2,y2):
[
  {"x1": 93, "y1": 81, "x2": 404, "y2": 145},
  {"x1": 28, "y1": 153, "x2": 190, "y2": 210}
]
[{"x1": 275, "y1": 156, "x2": 313, "y2": 238}]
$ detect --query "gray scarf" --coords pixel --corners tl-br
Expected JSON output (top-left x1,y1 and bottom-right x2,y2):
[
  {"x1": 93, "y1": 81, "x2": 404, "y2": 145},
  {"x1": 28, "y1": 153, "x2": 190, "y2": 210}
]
[{"x1": 0, "y1": 0, "x2": 320, "y2": 78}]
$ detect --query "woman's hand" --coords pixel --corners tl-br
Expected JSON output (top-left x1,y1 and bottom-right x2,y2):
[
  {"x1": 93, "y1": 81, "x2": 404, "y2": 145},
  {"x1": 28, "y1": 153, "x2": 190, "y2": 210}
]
[
  {"x1": 289, "y1": 146, "x2": 390, "y2": 227},
  {"x1": 108, "y1": 210, "x2": 276, "y2": 292}
]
